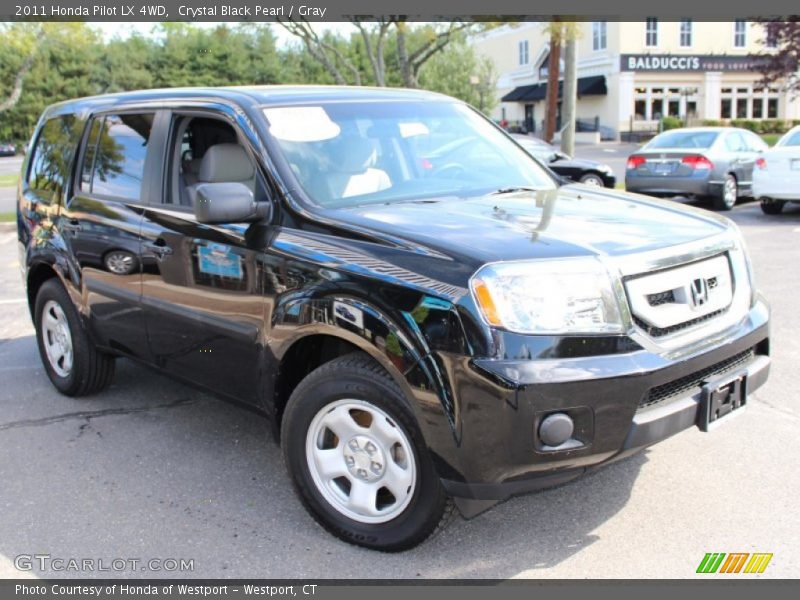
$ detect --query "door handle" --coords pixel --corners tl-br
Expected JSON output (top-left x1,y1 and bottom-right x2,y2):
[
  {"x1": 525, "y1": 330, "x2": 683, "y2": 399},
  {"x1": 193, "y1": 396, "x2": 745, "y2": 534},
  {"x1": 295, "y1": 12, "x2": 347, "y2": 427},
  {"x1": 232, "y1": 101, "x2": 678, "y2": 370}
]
[
  {"x1": 61, "y1": 219, "x2": 81, "y2": 232},
  {"x1": 144, "y1": 240, "x2": 173, "y2": 259}
]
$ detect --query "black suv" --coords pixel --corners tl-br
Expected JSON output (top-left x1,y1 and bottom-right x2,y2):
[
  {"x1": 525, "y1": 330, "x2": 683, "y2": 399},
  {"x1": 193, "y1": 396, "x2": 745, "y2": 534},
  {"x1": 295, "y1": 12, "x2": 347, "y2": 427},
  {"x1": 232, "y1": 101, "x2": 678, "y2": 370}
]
[{"x1": 17, "y1": 87, "x2": 770, "y2": 551}]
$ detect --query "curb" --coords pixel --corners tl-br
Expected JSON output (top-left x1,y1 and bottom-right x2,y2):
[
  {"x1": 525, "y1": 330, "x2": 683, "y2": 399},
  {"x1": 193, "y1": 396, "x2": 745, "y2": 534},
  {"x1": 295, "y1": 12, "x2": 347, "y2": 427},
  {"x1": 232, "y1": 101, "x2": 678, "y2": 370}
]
[{"x1": 0, "y1": 222, "x2": 16, "y2": 232}]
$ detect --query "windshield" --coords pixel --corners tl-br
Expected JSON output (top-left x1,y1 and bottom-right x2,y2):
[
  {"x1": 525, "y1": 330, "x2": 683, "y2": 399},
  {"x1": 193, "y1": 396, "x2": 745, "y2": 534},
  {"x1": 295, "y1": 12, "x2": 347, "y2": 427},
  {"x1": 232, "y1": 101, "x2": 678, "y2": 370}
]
[
  {"x1": 263, "y1": 101, "x2": 556, "y2": 208},
  {"x1": 647, "y1": 130, "x2": 719, "y2": 149}
]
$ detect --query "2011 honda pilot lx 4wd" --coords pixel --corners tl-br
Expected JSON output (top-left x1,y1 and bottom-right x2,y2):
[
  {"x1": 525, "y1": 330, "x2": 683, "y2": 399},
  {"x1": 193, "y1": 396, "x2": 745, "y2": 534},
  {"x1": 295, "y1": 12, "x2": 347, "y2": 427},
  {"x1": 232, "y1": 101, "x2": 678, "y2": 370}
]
[{"x1": 18, "y1": 87, "x2": 770, "y2": 551}]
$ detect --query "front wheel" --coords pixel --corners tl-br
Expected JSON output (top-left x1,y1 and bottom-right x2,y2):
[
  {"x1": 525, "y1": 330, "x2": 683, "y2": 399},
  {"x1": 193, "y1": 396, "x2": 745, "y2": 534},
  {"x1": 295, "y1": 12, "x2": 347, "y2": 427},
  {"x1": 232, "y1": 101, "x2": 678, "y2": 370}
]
[
  {"x1": 281, "y1": 353, "x2": 452, "y2": 551},
  {"x1": 579, "y1": 172, "x2": 605, "y2": 186},
  {"x1": 713, "y1": 174, "x2": 738, "y2": 211}
]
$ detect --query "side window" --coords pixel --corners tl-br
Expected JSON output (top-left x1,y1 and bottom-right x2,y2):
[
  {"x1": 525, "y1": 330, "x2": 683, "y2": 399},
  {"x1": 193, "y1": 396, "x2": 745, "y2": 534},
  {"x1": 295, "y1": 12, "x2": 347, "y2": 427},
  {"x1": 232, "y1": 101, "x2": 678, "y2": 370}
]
[
  {"x1": 743, "y1": 131, "x2": 767, "y2": 152},
  {"x1": 80, "y1": 113, "x2": 154, "y2": 201},
  {"x1": 27, "y1": 115, "x2": 84, "y2": 205},
  {"x1": 725, "y1": 132, "x2": 745, "y2": 152}
]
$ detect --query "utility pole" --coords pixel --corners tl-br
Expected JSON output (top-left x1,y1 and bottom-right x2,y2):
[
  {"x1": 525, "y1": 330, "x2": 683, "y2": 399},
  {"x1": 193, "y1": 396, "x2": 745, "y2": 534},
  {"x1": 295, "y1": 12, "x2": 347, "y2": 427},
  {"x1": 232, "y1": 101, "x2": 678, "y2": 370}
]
[{"x1": 561, "y1": 35, "x2": 578, "y2": 156}]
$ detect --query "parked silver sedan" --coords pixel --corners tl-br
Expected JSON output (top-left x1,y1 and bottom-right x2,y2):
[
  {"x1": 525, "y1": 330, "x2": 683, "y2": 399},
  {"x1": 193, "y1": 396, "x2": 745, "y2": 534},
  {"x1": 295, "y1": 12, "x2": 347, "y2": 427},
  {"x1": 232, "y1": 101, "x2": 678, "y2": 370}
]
[{"x1": 625, "y1": 127, "x2": 768, "y2": 210}]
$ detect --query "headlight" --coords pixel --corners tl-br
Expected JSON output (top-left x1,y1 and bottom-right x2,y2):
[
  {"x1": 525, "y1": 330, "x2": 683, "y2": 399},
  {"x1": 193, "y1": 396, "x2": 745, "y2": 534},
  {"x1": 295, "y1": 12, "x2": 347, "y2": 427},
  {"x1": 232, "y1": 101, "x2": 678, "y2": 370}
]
[{"x1": 470, "y1": 258, "x2": 624, "y2": 334}]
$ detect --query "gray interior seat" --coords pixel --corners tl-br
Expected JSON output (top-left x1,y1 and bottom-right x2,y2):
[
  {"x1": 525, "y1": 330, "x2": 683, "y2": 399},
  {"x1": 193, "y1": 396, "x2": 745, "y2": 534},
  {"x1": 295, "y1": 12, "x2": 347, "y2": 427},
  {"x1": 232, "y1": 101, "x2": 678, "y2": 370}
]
[{"x1": 186, "y1": 143, "x2": 255, "y2": 206}]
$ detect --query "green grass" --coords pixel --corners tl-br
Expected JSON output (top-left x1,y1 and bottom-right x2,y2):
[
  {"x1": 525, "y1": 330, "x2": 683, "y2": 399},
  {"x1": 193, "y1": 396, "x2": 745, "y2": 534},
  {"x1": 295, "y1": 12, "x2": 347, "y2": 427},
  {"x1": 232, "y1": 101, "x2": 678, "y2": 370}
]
[
  {"x1": 761, "y1": 133, "x2": 781, "y2": 147},
  {"x1": 0, "y1": 212, "x2": 15, "y2": 223},
  {"x1": 0, "y1": 173, "x2": 19, "y2": 188}
]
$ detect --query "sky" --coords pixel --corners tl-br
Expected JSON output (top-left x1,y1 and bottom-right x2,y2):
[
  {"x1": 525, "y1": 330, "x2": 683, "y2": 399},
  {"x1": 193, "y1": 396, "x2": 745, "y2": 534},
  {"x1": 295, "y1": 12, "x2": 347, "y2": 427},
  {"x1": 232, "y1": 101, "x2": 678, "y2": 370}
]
[{"x1": 89, "y1": 21, "x2": 356, "y2": 47}]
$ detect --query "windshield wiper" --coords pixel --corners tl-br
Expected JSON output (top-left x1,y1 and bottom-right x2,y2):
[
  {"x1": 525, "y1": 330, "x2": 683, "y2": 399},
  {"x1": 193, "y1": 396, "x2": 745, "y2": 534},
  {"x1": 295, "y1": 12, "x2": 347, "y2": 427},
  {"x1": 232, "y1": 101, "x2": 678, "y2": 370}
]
[{"x1": 490, "y1": 186, "x2": 541, "y2": 195}]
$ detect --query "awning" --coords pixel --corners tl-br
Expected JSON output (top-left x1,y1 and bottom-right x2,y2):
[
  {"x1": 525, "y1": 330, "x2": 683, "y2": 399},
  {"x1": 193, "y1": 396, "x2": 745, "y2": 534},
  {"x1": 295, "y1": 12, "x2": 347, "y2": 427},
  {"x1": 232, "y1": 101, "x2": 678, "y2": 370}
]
[{"x1": 501, "y1": 75, "x2": 607, "y2": 103}]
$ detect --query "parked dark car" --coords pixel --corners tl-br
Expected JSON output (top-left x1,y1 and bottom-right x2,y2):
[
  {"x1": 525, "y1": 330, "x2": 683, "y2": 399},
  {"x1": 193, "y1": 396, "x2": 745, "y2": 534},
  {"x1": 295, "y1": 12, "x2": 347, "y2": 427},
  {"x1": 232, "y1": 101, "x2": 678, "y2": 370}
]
[
  {"x1": 511, "y1": 134, "x2": 616, "y2": 187},
  {"x1": 0, "y1": 142, "x2": 17, "y2": 156},
  {"x1": 18, "y1": 87, "x2": 770, "y2": 551},
  {"x1": 625, "y1": 127, "x2": 768, "y2": 210}
]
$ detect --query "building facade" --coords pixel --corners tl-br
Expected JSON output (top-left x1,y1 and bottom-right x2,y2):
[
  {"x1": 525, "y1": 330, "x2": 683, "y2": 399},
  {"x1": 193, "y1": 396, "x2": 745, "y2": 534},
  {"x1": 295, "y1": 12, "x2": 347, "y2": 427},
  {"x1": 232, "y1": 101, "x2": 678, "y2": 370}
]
[{"x1": 474, "y1": 21, "x2": 800, "y2": 138}]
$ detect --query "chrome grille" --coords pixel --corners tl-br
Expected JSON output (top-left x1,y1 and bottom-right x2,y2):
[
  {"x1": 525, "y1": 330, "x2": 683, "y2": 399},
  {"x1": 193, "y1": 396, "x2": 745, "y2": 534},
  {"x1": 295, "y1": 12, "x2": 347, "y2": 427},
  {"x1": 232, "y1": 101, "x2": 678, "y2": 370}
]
[{"x1": 625, "y1": 254, "x2": 734, "y2": 338}]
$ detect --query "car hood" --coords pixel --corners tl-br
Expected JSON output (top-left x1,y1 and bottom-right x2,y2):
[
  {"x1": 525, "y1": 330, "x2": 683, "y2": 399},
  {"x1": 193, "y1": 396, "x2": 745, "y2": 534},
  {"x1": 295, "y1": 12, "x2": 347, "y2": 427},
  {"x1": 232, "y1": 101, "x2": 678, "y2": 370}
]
[{"x1": 332, "y1": 185, "x2": 730, "y2": 266}]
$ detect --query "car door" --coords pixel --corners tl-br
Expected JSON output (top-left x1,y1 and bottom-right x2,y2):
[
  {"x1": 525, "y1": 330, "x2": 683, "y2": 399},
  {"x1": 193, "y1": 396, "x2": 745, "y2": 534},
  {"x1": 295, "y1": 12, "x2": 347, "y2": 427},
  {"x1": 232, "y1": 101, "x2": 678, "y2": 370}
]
[
  {"x1": 59, "y1": 110, "x2": 165, "y2": 359},
  {"x1": 722, "y1": 131, "x2": 752, "y2": 190},
  {"x1": 740, "y1": 130, "x2": 769, "y2": 192},
  {"x1": 138, "y1": 106, "x2": 273, "y2": 404}
]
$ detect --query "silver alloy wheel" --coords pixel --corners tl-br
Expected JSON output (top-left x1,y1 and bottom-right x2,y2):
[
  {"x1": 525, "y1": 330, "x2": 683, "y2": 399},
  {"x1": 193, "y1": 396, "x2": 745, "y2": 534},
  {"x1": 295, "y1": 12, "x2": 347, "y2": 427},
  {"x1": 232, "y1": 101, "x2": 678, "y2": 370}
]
[
  {"x1": 105, "y1": 251, "x2": 135, "y2": 274},
  {"x1": 723, "y1": 176, "x2": 737, "y2": 207},
  {"x1": 41, "y1": 300, "x2": 73, "y2": 378},
  {"x1": 305, "y1": 399, "x2": 417, "y2": 524},
  {"x1": 580, "y1": 174, "x2": 604, "y2": 186}
]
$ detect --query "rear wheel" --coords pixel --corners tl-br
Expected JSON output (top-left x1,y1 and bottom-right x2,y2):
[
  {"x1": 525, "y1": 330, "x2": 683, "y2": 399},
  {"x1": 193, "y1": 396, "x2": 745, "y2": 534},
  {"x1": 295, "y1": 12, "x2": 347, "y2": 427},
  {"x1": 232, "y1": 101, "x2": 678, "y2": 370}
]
[
  {"x1": 760, "y1": 199, "x2": 785, "y2": 215},
  {"x1": 713, "y1": 174, "x2": 738, "y2": 211},
  {"x1": 34, "y1": 279, "x2": 115, "y2": 396},
  {"x1": 281, "y1": 353, "x2": 452, "y2": 551}
]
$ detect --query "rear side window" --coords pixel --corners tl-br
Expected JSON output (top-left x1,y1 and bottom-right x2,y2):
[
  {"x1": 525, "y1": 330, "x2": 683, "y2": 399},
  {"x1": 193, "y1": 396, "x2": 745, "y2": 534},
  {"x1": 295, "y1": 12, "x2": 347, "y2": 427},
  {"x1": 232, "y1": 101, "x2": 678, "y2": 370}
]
[
  {"x1": 27, "y1": 115, "x2": 84, "y2": 204},
  {"x1": 781, "y1": 131, "x2": 800, "y2": 147},
  {"x1": 80, "y1": 113, "x2": 154, "y2": 200},
  {"x1": 724, "y1": 132, "x2": 746, "y2": 152}
]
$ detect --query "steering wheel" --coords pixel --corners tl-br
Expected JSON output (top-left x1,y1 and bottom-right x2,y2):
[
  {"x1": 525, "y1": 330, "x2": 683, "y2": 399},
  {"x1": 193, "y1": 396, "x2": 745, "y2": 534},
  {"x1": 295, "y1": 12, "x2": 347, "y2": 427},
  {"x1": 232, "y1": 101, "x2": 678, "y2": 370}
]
[{"x1": 431, "y1": 162, "x2": 468, "y2": 179}]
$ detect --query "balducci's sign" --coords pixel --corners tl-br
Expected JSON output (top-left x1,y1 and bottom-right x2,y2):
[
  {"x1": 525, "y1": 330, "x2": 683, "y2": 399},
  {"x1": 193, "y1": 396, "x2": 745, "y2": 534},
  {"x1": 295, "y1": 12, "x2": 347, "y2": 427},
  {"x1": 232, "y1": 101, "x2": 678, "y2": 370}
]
[{"x1": 621, "y1": 54, "x2": 766, "y2": 72}]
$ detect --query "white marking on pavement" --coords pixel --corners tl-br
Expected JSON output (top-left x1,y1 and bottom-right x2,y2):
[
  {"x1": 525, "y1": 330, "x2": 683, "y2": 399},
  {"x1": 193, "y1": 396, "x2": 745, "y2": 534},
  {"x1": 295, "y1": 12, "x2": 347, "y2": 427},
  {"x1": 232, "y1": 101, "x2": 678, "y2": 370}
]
[{"x1": 0, "y1": 298, "x2": 26, "y2": 304}]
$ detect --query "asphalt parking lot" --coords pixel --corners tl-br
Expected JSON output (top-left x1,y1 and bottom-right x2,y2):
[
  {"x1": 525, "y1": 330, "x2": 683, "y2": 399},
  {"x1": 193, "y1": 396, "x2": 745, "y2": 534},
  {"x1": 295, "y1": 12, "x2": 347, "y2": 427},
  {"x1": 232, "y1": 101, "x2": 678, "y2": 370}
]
[{"x1": 0, "y1": 156, "x2": 799, "y2": 579}]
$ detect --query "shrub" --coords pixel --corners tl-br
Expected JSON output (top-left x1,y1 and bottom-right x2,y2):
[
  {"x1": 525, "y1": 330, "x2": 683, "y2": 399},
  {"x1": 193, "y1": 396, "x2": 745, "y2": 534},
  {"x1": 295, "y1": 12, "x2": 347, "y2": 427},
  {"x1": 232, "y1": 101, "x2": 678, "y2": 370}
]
[{"x1": 660, "y1": 116, "x2": 683, "y2": 131}]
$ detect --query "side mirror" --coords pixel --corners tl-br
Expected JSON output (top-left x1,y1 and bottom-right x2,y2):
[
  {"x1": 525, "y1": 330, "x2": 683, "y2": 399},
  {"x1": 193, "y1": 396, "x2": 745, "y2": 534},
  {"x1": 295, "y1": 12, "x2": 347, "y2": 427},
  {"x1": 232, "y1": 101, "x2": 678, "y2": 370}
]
[
  {"x1": 554, "y1": 151, "x2": 570, "y2": 161},
  {"x1": 193, "y1": 182, "x2": 269, "y2": 224}
]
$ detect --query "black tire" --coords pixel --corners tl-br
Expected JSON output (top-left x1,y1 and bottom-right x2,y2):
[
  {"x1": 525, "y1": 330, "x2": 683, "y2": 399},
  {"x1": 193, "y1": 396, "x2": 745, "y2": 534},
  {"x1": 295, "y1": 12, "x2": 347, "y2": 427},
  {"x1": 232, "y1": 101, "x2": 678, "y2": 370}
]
[
  {"x1": 579, "y1": 172, "x2": 605, "y2": 186},
  {"x1": 281, "y1": 353, "x2": 453, "y2": 551},
  {"x1": 760, "y1": 199, "x2": 785, "y2": 215},
  {"x1": 713, "y1": 174, "x2": 738, "y2": 211},
  {"x1": 34, "y1": 278, "x2": 115, "y2": 396}
]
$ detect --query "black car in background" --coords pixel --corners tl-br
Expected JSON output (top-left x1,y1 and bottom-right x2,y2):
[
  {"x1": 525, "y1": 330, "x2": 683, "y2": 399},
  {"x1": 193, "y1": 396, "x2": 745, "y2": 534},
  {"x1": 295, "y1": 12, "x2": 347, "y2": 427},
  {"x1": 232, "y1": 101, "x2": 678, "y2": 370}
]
[
  {"x1": 18, "y1": 87, "x2": 769, "y2": 551},
  {"x1": 511, "y1": 133, "x2": 616, "y2": 187}
]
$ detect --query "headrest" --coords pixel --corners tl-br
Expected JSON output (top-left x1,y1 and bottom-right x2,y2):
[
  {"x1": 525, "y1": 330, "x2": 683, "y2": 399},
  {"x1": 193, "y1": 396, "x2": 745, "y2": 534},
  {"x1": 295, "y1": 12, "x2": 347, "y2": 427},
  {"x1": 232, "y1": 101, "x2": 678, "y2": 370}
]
[
  {"x1": 326, "y1": 134, "x2": 378, "y2": 174},
  {"x1": 198, "y1": 144, "x2": 255, "y2": 183}
]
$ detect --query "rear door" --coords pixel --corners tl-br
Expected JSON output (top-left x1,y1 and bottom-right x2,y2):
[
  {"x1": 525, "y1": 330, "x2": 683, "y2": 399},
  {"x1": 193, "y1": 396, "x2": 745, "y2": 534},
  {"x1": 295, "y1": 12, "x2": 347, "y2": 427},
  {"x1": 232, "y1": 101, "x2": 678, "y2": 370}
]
[
  {"x1": 59, "y1": 110, "x2": 166, "y2": 358},
  {"x1": 722, "y1": 131, "x2": 751, "y2": 189},
  {"x1": 138, "y1": 105, "x2": 273, "y2": 404},
  {"x1": 740, "y1": 130, "x2": 769, "y2": 191}
]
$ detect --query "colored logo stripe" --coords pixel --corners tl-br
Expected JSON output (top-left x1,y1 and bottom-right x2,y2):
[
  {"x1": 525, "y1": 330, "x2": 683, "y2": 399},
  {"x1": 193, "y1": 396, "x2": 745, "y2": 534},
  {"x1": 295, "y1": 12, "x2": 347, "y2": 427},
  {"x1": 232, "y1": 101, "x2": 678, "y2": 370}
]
[
  {"x1": 744, "y1": 553, "x2": 773, "y2": 574},
  {"x1": 697, "y1": 553, "x2": 726, "y2": 573}
]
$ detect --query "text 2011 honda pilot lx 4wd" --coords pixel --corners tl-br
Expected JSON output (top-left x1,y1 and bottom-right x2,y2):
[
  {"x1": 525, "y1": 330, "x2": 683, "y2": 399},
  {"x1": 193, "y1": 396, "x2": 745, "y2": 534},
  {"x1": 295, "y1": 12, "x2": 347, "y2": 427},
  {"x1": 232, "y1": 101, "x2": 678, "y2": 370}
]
[{"x1": 18, "y1": 87, "x2": 770, "y2": 551}]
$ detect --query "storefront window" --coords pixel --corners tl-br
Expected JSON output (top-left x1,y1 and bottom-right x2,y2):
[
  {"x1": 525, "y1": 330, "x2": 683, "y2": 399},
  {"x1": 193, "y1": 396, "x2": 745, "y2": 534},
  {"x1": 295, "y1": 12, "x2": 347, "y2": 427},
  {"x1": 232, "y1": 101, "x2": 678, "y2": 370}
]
[
  {"x1": 634, "y1": 100, "x2": 646, "y2": 120},
  {"x1": 668, "y1": 100, "x2": 680, "y2": 117},
  {"x1": 686, "y1": 101, "x2": 697, "y2": 117},
  {"x1": 645, "y1": 18, "x2": 658, "y2": 47},
  {"x1": 721, "y1": 99, "x2": 732, "y2": 119},
  {"x1": 752, "y1": 99, "x2": 764, "y2": 119},
  {"x1": 767, "y1": 98, "x2": 778, "y2": 118},
  {"x1": 736, "y1": 98, "x2": 748, "y2": 118}
]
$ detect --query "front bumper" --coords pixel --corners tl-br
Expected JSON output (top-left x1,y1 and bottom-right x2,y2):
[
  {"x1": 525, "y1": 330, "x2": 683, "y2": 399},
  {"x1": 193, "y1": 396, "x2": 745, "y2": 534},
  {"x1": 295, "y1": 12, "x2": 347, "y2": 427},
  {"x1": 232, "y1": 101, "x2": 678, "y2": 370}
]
[{"x1": 440, "y1": 300, "x2": 770, "y2": 517}]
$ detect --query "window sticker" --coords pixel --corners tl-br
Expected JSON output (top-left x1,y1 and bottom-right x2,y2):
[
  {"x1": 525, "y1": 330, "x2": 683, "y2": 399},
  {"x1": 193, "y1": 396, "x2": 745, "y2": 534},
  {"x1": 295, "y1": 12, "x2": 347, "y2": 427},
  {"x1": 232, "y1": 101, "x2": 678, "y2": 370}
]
[
  {"x1": 263, "y1": 106, "x2": 341, "y2": 142},
  {"x1": 399, "y1": 122, "x2": 430, "y2": 138}
]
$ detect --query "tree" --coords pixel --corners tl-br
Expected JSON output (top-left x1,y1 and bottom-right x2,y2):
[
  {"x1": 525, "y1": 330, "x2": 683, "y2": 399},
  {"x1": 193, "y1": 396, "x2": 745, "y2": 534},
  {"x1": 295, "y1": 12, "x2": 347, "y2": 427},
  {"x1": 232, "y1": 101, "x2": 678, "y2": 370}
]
[
  {"x1": 558, "y1": 22, "x2": 583, "y2": 155},
  {"x1": 418, "y1": 38, "x2": 498, "y2": 113},
  {"x1": 276, "y1": 21, "x2": 363, "y2": 85},
  {"x1": 0, "y1": 24, "x2": 47, "y2": 113},
  {"x1": 276, "y1": 20, "x2": 480, "y2": 88},
  {"x1": 755, "y1": 20, "x2": 800, "y2": 94}
]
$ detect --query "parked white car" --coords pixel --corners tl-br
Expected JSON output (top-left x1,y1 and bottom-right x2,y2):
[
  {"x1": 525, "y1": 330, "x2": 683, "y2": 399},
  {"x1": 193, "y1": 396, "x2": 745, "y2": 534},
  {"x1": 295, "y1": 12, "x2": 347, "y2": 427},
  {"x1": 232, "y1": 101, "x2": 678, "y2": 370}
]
[{"x1": 753, "y1": 125, "x2": 800, "y2": 214}]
